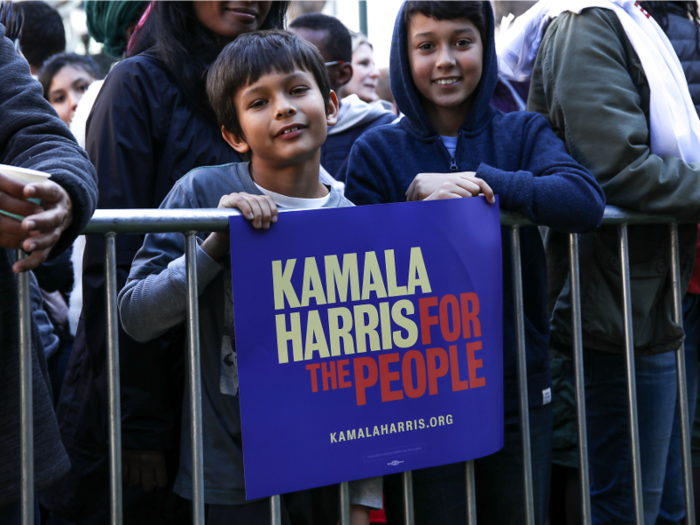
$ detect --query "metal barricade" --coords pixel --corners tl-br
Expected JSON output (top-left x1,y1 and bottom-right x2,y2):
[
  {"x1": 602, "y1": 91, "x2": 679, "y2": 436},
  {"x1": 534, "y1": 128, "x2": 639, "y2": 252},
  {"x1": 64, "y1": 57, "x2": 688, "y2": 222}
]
[{"x1": 15, "y1": 206, "x2": 697, "y2": 525}]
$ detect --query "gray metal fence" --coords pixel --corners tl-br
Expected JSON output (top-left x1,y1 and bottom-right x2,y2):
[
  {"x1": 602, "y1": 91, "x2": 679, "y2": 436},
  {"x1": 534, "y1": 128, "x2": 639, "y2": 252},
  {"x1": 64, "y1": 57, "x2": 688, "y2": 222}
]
[{"x1": 15, "y1": 206, "x2": 697, "y2": 525}]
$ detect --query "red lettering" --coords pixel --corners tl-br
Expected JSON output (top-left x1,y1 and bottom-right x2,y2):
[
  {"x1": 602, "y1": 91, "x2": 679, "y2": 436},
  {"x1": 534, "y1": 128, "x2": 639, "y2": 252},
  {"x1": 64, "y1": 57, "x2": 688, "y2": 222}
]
[
  {"x1": 321, "y1": 361, "x2": 337, "y2": 391},
  {"x1": 379, "y1": 353, "x2": 404, "y2": 402},
  {"x1": 449, "y1": 345, "x2": 470, "y2": 391},
  {"x1": 354, "y1": 357, "x2": 378, "y2": 406},
  {"x1": 337, "y1": 359, "x2": 352, "y2": 389},
  {"x1": 402, "y1": 350, "x2": 427, "y2": 398},
  {"x1": 306, "y1": 363, "x2": 321, "y2": 393},
  {"x1": 419, "y1": 296, "x2": 439, "y2": 345},
  {"x1": 467, "y1": 341, "x2": 486, "y2": 388},
  {"x1": 439, "y1": 294, "x2": 461, "y2": 342},
  {"x1": 426, "y1": 347, "x2": 449, "y2": 395},
  {"x1": 460, "y1": 293, "x2": 481, "y2": 338}
]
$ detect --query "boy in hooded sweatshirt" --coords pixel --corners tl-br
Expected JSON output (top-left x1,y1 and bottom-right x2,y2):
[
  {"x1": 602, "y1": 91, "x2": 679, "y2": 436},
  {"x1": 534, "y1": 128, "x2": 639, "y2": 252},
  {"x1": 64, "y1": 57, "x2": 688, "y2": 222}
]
[{"x1": 344, "y1": 2, "x2": 605, "y2": 524}]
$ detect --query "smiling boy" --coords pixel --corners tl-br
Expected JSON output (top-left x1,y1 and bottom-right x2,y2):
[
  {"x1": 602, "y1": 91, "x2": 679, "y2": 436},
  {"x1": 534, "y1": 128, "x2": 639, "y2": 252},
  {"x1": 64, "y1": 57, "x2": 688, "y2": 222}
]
[
  {"x1": 344, "y1": 2, "x2": 605, "y2": 524},
  {"x1": 117, "y1": 31, "x2": 358, "y2": 523}
]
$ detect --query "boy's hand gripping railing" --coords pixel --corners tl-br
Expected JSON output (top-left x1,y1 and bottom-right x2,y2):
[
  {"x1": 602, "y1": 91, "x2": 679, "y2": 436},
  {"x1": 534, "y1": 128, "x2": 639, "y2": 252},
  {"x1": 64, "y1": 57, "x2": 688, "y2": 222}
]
[{"x1": 14, "y1": 206, "x2": 697, "y2": 525}]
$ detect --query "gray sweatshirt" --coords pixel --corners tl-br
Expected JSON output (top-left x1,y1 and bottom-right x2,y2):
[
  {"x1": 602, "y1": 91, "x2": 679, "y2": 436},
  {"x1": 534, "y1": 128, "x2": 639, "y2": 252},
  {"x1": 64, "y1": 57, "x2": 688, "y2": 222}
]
[{"x1": 118, "y1": 162, "x2": 380, "y2": 508}]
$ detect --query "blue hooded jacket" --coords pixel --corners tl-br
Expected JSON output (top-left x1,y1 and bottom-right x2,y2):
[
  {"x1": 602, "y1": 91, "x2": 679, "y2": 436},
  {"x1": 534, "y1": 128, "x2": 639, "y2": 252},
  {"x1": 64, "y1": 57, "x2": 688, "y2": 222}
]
[{"x1": 344, "y1": 2, "x2": 606, "y2": 413}]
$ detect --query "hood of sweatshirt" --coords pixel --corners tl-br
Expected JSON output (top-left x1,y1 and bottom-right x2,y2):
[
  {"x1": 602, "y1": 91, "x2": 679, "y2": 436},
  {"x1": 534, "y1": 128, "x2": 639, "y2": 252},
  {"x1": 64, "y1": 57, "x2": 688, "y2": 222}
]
[
  {"x1": 390, "y1": 1, "x2": 499, "y2": 139},
  {"x1": 328, "y1": 94, "x2": 395, "y2": 135}
]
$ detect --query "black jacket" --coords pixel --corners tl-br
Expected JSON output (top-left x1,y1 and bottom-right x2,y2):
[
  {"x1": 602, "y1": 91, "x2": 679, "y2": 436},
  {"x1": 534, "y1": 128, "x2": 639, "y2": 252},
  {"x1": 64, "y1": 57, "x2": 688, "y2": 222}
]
[
  {"x1": 42, "y1": 53, "x2": 241, "y2": 521},
  {"x1": 0, "y1": 23, "x2": 98, "y2": 506},
  {"x1": 665, "y1": 3, "x2": 700, "y2": 115}
]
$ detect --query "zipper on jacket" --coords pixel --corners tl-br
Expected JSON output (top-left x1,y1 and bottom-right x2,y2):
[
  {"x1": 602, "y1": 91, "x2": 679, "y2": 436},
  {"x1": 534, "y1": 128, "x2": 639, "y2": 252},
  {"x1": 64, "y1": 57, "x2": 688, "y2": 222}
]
[{"x1": 438, "y1": 131, "x2": 461, "y2": 171}]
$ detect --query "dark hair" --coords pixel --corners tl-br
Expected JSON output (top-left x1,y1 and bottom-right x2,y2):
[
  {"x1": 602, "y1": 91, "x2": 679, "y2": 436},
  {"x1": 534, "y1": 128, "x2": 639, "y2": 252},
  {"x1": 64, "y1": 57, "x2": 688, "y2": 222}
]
[
  {"x1": 129, "y1": 1, "x2": 290, "y2": 120},
  {"x1": 38, "y1": 52, "x2": 101, "y2": 100},
  {"x1": 207, "y1": 30, "x2": 331, "y2": 138},
  {"x1": 402, "y1": 1, "x2": 487, "y2": 42},
  {"x1": 289, "y1": 13, "x2": 351, "y2": 63},
  {"x1": 640, "y1": 2, "x2": 700, "y2": 51},
  {"x1": 16, "y1": 1, "x2": 65, "y2": 69}
]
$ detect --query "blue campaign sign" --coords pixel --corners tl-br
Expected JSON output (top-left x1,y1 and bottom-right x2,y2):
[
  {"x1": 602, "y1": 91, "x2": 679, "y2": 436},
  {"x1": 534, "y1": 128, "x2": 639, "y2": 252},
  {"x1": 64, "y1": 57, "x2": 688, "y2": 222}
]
[{"x1": 229, "y1": 197, "x2": 504, "y2": 499}]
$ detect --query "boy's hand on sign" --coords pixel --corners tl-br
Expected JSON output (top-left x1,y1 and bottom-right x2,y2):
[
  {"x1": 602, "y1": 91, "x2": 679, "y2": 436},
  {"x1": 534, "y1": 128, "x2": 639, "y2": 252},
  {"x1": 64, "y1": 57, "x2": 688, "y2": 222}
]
[
  {"x1": 407, "y1": 172, "x2": 495, "y2": 203},
  {"x1": 202, "y1": 192, "x2": 278, "y2": 261}
]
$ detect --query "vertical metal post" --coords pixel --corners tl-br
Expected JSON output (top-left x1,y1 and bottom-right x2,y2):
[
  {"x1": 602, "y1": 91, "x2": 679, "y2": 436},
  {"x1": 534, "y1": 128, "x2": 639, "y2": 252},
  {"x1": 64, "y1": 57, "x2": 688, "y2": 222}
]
[
  {"x1": 339, "y1": 482, "x2": 351, "y2": 525},
  {"x1": 670, "y1": 224, "x2": 696, "y2": 524},
  {"x1": 618, "y1": 225, "x2": 644, "y2": 525},
  {"x1": 17, "y1": 250, "x2": 33, "y2": 525},
  {"x1": 185, "y1": 232, "x2": 205, "y2": 525},
  {"x1": 358, "y1": 0, "x2": 368, "y2": 36},
  {"x1": 403, "y1": 471, "x2": 415, "y2": 525},
  {"x1": 105, "y1": 233, "x2": 123, "y2": 525},
  {"x1": 510, "y1": 226, "x2": 535, "y2": 525},
  {"x1": 568, "y1": 234, "x2": 592, "y2": 525},
  {"x1": 465, "y1": 460, "x2": 477, "y2": 525},
  {"x1": 270, "y1": 495, "x2": 281, "y2": 525}
]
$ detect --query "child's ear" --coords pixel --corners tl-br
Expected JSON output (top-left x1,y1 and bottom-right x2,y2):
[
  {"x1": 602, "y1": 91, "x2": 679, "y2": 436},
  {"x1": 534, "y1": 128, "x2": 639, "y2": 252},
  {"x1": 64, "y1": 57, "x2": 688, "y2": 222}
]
[
  {"x1": 326, "y1": 91, "x2": 340, "y2": 127},
  {"x1": 221, "y1": 126, "x2": 250, "y2": 154}
]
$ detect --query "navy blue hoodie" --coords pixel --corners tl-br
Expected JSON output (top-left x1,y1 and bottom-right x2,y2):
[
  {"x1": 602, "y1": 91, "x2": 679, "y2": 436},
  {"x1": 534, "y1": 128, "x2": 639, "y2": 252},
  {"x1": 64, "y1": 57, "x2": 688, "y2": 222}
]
[{"x1": 344, "y1": 2, "x2": 606, "y2": 413}]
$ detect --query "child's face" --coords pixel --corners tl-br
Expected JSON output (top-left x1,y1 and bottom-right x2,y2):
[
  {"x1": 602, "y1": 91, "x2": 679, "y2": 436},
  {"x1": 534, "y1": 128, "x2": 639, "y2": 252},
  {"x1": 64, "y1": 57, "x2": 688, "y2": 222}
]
[
  {"x1": 224, "y1": 69, "x2": 338, "y2": 167},
  {"x1": 48, "y1": 65, "x2": 96, "y2": 126},
  {"x1": 407, "y1": 14, "x2": 483, "y2": 119}
]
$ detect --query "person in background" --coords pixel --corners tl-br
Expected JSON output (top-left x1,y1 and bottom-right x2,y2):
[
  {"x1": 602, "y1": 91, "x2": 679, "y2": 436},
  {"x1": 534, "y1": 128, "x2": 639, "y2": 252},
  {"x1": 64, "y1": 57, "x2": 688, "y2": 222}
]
[
  {"x1": 41, "y1": 3, "x2": 290, "y2": 524},
  {"x1": 39, "y1": 53, "x2": 101, "y2": 127},
  {"x1": 638, "y1": 2, "x2": 700, "y2": 523},
  {"x1": 0, "y1": 20, "x2": 97, "y2": 524},
  {"x1": 86, "y1": 0, "x2": 149, "y2": 62},
  {"x1": 375, "y1": 67, "x2": 397, "y2": 113},
  {"x1": 15, "y1": 1, "x2": 65, "y2": 77},
  {"x1": 340, "y1": 31, "x2": 380, "y2": 104},
  {"x1": 499, "y1": 0, "x2": 700, "y2": 522},
  {"x1": 290, "y1": 13, "x2": 395, "y2": 183}
]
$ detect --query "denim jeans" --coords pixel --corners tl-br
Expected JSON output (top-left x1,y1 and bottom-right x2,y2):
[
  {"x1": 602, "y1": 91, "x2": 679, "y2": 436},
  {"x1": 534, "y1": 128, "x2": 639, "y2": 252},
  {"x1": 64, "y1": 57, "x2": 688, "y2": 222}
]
[
  {"x1": 383, "y1": 403, "x2": 553, "y2": 525},
  {"x1": 584, "y1": 294, "x2": 699, "y2": 525}
]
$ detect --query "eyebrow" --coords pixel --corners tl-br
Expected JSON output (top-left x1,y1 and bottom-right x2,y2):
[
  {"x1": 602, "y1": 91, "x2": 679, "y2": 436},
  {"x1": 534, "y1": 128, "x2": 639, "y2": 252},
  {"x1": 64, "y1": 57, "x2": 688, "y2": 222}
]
[
  {"x1": 241, "y1": 71, "x2": 309, "y2": 98},
  {"x1": 412, "y1": 27, "x2": 478, "y2": 40}
]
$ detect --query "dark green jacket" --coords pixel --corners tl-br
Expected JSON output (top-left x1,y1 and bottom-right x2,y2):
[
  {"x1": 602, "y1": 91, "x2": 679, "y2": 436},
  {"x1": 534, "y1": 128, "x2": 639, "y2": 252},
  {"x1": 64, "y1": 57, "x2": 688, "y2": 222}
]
[{"x1": 529, "y1": 8, "x2": 700, "y2": 355}]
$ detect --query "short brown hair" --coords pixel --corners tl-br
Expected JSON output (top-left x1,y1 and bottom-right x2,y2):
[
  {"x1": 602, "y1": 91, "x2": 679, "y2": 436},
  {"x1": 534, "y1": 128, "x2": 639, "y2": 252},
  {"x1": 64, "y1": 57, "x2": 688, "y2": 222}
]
[{"x1": 207, "y1": 30, "x2": 332, "y2": 138}]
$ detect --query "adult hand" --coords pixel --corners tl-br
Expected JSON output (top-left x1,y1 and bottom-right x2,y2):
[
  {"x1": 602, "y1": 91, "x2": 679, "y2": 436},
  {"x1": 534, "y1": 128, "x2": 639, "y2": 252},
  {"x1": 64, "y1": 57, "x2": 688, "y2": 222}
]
[
  {"x1": 0, "y1": 171, "x2": 44, "y2": 253},
  {"x1": 15, "y1": 179, "x2": 73, "y2": 273},
  {"x1": 406, "y1": 171, "x2": 495, "y2": 203},
  {"x1": 122, "y1": 449, "x2": 168, "y2": 491}
]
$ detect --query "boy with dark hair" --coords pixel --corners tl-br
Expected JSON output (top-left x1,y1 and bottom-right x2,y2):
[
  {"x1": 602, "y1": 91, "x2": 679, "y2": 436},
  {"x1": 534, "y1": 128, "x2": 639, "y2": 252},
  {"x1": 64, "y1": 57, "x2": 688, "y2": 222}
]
[
  {"x1": 16, "y1": 1, "x2": 66, "y2": 76},
  {"x1": 290, "y1": 13, "x2": 395, "y2": 182},
  {"x1": 118, "y1": 30, "x2": 377, "y2": 524},
  {"x1": 344, "y1": 2, "x2": 605, "y2": 524}
]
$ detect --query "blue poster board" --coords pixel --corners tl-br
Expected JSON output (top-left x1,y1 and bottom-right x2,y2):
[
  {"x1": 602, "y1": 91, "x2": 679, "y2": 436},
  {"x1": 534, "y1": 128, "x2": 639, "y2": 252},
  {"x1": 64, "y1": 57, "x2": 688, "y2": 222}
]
[{"x1": 229, "y1": 197, "x2": 504, "y2": 499}]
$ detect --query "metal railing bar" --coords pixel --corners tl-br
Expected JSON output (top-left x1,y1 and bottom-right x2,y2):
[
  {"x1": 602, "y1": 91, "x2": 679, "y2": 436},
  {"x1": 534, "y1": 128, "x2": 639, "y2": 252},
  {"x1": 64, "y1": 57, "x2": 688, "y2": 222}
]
[
  {"x1": 402, "y1": 471, "x2": 415, "y2": 525},
  {"x1": 18, "y1": 250, "x2": 33, "y2": 525},
  {"x1": 510, "y1": 226, "x2": 535, "y2": 525},
  {"x1": 670, "y1": 224, "x2": 696, "y2": 525},
  {"x1": 185, "y1": 232, "x2": 205, "y2": 525},
  {"x1": 82, "y1": 206, "x2": 689, "y2": 235},
  {"x1": 465, "y1": 460, "x2": 477, "y2": 525},
  {"x1": 105, "y1": 233, "x2": 123, "y2": 525},
  {"x1": 618, "y1": 225, "x2": 644, "y2": 525},
  {"x1": 270, "y1": 494, "x2": 281, "y2": 525},
  {"x1": 339, "y1": 482, "x2": 350, "y2": 525},
  {"x1": 568, "y1": 233, "x2": 592, "y2": 525}
]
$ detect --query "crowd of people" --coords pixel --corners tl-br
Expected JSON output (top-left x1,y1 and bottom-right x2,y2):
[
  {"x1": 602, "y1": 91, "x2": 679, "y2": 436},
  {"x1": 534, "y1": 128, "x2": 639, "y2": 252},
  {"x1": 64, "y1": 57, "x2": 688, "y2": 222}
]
[{"x1": 1, "y1": 0, "x2": 700, "y2": 524}]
